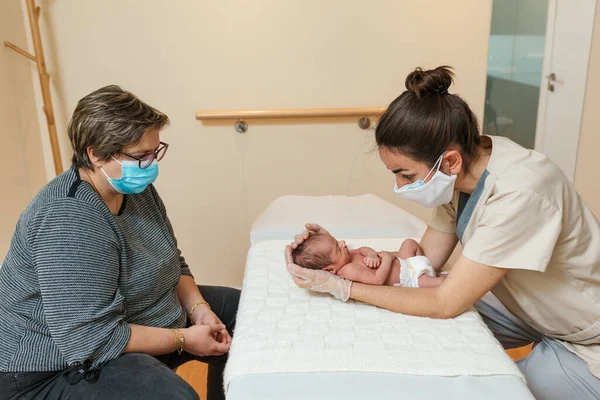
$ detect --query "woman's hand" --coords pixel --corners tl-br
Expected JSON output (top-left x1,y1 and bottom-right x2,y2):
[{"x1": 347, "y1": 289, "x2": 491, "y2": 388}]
[
  {"x1": 192, "y1": 305, "x2": 232, "y2": 345},
  {"x1": 290, "y1": 223, "x2": 329, "y2": 249},
  {"x1": 182, "y1": 324, "x2": 231, "y2": 357},
  {"x1": 285, "y1": 245, "x2": 352, "y2": 301}
]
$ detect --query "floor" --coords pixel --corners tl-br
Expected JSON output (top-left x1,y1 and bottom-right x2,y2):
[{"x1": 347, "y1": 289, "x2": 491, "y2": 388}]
[
  {"x1": 506, "y1": 343, "x2": 533, "y2": 361},
  {"x1": 175, "y1": 344, "x2": 534, "y2": 398},
  {"x1": 176, "y1": 361, "x2": 208, "y2": 399}
]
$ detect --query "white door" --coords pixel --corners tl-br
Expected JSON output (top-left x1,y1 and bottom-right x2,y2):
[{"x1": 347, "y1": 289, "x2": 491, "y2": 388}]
[
  {"x1": 484, "y1": 0, "x2": 597, "y2": 182},
  {"x1": 535, "y1": 0, "x2": 597, "y2": 182}
]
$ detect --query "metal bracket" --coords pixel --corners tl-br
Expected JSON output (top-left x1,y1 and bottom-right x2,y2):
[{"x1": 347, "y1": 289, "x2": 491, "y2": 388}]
[
  {"x1": 235, "y1": 120, "x2": 248, "y2": 133},
  {"x1": 358, "y1": 117, "x2": 371, "y2": 130}
]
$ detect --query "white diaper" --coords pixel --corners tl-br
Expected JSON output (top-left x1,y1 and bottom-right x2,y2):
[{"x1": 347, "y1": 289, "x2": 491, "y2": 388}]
[{"x1": 396, "y1": 256, "x2": 436, "y2": 288}]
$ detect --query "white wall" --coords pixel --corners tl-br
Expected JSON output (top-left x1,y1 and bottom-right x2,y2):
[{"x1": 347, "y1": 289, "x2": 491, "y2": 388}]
[
  {"x1": 17, "y1": 0, "x2": 493, "y2": 285},
  {"x1": 0, "y1": 0, "x2": 46, "y2": 257},
  {"x1": 575, "y1": 0, "x2": 600, "y2": 218}
]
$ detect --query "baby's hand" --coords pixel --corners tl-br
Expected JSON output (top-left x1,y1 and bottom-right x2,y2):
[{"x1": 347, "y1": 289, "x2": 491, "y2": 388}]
[{"x1": 364, "y1": 256, "x2": 380, "y2": 269}]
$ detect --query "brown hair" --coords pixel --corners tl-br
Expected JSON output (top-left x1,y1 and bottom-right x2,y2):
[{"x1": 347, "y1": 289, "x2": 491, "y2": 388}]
[
  {"x1": 68, "y1": 85, "x2": 170, "y2": 170},
  {"x1": 291, "y1": 233, "x2": 334, "y2": 270},
  {"x1": 375, "y1": 66, "x2": 481, "y2": 172}
]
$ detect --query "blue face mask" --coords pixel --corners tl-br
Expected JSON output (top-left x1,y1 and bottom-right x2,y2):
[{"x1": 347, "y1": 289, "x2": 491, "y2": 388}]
[{"x1": 100, "y1": 156, "x2": 159, "y2": 194}]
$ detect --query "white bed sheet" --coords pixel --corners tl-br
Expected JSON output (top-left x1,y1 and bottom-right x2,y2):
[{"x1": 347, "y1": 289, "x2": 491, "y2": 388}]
[{"x1": 250, "y1": 194, "x2": 427, "y2": 245}]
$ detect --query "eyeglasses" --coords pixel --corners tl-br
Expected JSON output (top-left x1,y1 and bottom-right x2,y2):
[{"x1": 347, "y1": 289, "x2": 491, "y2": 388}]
[{"x1": 121, "y1": 142, "x2": 169, "y2": 169}]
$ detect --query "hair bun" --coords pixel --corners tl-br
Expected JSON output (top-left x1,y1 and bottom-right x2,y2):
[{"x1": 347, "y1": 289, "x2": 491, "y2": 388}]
[{"x1": 405, "y1": 66, "x2": 454, "y2": 98}]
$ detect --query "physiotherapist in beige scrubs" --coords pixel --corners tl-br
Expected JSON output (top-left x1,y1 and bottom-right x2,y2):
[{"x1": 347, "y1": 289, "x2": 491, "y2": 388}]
[{"x1": 286, "y1": 66, "x2": 600, "y2": 400}]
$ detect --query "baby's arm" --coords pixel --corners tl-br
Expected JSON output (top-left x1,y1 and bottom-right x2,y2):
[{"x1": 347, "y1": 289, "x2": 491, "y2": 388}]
[
  {"x1": 338, "y1": 251, "x2": 393, "y2": 285},
  {"x1": 351, "y1": 247, "x2": 380, "y2": 268}
]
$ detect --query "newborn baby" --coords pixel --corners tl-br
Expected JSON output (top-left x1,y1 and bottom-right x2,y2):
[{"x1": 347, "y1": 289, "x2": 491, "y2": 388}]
[{"x1": 291, "y1": 232, "x2": 446, "y2": 288}]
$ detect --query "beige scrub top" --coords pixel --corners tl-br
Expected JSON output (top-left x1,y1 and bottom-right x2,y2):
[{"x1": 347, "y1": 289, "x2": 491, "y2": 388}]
[{"x1": 430, "y1": 135, "x2": 600, "y2": 377}]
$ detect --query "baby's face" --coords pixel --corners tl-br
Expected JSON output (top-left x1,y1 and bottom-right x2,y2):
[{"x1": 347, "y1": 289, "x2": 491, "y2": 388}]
[{"x1": 322, "y1": 235, "x2": 352, "y2": 274}]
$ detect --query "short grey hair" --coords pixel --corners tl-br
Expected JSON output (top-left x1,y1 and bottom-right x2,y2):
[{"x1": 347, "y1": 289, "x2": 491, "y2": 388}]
[{"x1": 68, "y1": 85, "x2": 170, "y2": 170}]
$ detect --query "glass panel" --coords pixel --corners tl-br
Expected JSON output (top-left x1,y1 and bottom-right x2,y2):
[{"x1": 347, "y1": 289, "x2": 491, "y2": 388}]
[{"x1": 483, "y1": 0, "x2": 549, "y2": 149}]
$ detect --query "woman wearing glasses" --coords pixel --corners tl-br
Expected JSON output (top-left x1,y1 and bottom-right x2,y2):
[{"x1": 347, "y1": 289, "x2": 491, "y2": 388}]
[{"x1": 0, "y1": 86, "x2": 237, "y2": 400}]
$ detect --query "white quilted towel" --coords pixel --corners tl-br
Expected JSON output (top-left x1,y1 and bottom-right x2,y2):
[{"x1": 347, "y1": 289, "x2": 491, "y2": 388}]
[{"x1": 224, "y1": 239, "x2": 524, "y2": 391}]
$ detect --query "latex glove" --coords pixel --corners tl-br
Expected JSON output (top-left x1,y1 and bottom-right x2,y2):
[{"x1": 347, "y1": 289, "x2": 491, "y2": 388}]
[
  {"x1": 286, "y1": 245, "x2": 352, "y2": 301},
  {"x1": 290, "y1": 223, "x2": 329, "y2": 249}
]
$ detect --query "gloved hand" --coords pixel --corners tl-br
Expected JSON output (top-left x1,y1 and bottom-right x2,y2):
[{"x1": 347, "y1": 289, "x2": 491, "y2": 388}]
[
  {"x1": 285, "y1": 245, "x2": 352, "y2": 302},
  {"x1": 290, "y1": 223, "x2": 329, "y2": 249}
]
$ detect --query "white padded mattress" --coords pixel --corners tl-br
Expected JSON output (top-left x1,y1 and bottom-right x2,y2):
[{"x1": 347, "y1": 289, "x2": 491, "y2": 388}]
[{"x1": 224, "y1": 239, "x2": 531, "y2": 399}]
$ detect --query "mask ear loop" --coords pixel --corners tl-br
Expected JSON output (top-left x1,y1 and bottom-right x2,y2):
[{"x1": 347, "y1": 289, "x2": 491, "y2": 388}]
[
  {"x1": 100, "y1": 156, "x2": 123, "y2": 181},
  {"x1": 99, "y1": 167, "x2": 111, "y2": 181},
  {"x1": 422, "y1": 153, "x2": 445, "y2": 183}
]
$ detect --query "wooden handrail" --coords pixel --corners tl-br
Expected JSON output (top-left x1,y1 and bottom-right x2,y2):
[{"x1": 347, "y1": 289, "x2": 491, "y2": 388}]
[{"x1": 196, "y1": 107, "x2": 386, "y2": 121}]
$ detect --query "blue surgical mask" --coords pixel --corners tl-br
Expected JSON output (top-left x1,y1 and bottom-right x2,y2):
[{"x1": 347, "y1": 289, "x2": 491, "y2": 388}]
[{"x1": 100, "y1": 156, "x2": 159, "y2": 194}]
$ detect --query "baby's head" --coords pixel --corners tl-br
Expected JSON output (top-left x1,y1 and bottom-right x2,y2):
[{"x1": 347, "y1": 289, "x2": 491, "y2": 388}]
[{"x1": 291, "y1": 232, "x2": 351, "y2": 273}]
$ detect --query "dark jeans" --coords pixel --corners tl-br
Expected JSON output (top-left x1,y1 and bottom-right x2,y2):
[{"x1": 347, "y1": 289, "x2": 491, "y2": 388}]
[{"x1": 0, "y1": 285, "x2": 240, "y2": 400}]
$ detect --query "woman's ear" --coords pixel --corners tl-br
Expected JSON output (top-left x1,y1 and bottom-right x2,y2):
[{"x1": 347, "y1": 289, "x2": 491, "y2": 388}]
[
  {"x1": 443, "y1": 150, "x2": 463, "y2": 176},
  {"x1": 87, "y1": 146, "x2": 104, "y2": 169}
]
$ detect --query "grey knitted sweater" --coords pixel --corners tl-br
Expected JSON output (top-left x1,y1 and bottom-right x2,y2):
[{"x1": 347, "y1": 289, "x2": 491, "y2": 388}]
[{"x1": 0, "y1": 167, "x2": 191, "y2": 372}]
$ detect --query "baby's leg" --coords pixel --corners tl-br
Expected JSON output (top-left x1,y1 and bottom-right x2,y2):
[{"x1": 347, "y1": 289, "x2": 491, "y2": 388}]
[
  {"x1": 397, "y1": 239, "x2": 423, "y2": 259},
  {"x1": 417, "y1": 274, "x2": 447, "y2": 288}
]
